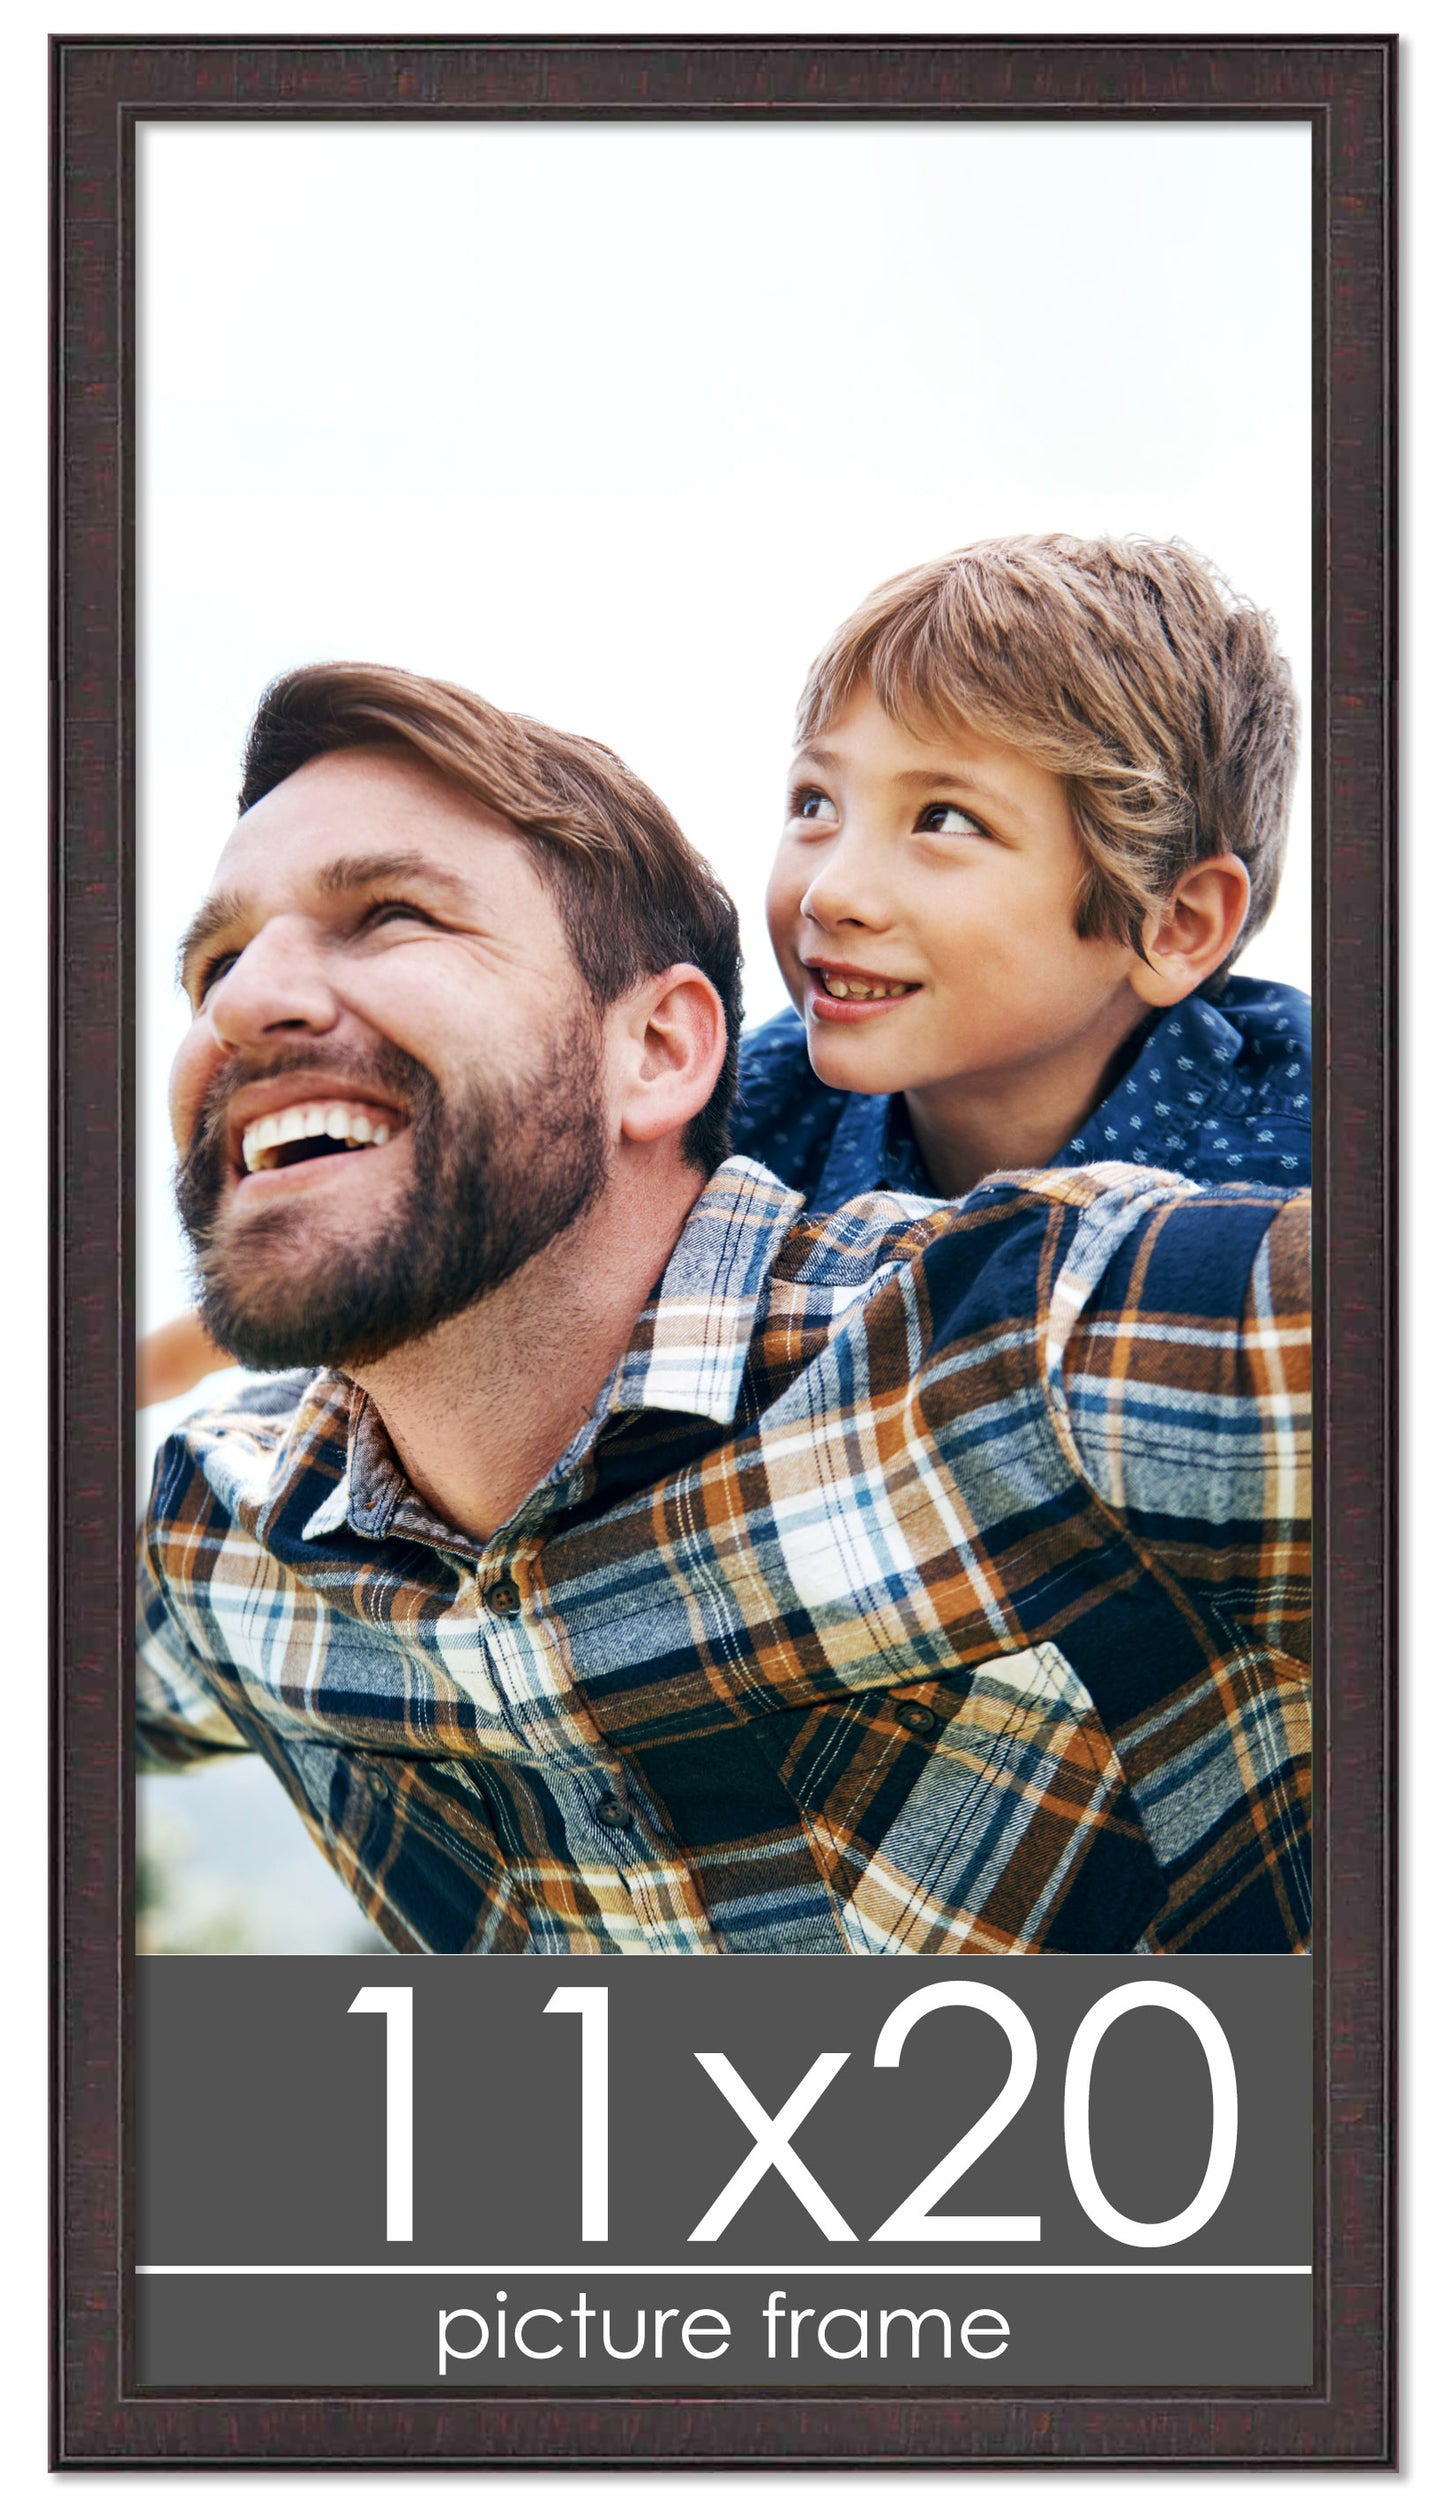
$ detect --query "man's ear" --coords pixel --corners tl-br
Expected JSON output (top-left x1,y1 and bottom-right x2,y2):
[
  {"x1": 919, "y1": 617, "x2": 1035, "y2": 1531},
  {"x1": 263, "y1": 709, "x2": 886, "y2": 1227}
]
[
  {"x1": 614, "y1": 965, "x2": 729, "y2": 1150},
  {"x1": 1128, "y1": 854, "x2": 1252, "y2": 1007}
]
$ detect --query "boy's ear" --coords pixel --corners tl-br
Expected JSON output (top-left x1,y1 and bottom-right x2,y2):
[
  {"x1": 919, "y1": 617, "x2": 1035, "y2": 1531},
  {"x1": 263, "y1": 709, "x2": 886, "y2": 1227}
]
[{"x1": 1127, "y1": 854, "x2": 1252, "y2": 1007}]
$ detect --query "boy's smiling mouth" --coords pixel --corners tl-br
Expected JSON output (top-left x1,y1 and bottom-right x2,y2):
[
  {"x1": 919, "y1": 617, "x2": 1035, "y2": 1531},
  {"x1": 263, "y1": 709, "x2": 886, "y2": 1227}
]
[{"x1": 803, "y1": 958, "x2": 922, "y2": 1022}]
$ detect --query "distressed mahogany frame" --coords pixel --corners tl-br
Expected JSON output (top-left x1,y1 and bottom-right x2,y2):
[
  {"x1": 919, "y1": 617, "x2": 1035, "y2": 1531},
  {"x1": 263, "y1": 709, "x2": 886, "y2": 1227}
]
[{"x1": 51, "y1": 34, "x2": 1396, "y2": 2471}]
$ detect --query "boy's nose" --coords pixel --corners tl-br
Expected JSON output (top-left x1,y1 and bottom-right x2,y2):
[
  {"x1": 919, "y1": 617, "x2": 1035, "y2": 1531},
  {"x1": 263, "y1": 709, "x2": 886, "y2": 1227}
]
[{"x1": 799, "y1": 839, "x2": 891, "y2": 934}]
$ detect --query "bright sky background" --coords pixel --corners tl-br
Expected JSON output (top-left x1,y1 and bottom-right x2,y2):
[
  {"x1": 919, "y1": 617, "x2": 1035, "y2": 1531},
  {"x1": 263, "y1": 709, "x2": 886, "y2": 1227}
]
[{"x1": 138, "y1": 116, "x2": 1312, "y2": 1335}]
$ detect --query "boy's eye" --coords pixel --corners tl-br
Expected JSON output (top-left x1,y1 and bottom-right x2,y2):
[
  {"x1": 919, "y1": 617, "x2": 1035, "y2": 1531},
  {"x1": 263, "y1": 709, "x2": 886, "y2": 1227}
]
[
  {"x1": 787, "y1": 787, "x2": 839, "y2": 826},
  {"x1": 917, "y1": 802, "x2": 988, "y2": 838}
]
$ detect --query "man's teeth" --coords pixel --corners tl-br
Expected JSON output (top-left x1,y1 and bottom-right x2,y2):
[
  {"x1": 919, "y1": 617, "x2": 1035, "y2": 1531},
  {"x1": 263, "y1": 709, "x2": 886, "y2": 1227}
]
[
  {"x1": 241, "y1": 1101, "x2": 394, "y2": 1173},
  {"x1": 820, "y1": 976, "x2": 914, "y2": 1000}
]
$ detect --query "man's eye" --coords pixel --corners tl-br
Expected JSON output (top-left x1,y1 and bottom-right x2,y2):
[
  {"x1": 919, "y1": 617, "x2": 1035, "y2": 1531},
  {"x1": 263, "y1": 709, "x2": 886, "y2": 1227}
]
[
  {"x1": 788, "y1": 788, "x2": 839, "y2": 826},
  {"x1": 918, "y1": 803, "x2": 987, "y2": 837},
  {"x1": 194, "y1": 953, "x2": 238, "y2": 1000},
  {"x1": 363, "y1": 898, "x2": 433, "y2": 930}
]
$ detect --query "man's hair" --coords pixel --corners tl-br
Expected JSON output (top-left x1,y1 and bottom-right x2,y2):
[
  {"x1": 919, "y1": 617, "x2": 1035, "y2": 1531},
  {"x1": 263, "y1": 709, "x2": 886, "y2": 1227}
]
[
  {"x1": 238, "y1": 663, "x2": 743, "y2": 1172},
  {"x1": 797, "y1": 535, "x2": 1299, "y2": 980}
]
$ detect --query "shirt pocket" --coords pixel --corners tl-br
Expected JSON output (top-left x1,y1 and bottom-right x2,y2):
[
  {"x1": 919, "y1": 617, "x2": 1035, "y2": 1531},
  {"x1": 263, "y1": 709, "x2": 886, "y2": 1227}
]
[{"x1": 747, "y1": 1640, "x2": 1166, "y2": 1955}]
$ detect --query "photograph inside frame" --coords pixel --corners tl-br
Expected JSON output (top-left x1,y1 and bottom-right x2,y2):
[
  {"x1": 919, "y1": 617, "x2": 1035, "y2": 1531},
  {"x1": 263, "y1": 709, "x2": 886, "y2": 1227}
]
[
  {"x1": 135, "y1": 117, "x2": 1311, "y2": 1969},
  {"x1": 103, "y1": 97, "x2": 1334, "y2": 2409}
]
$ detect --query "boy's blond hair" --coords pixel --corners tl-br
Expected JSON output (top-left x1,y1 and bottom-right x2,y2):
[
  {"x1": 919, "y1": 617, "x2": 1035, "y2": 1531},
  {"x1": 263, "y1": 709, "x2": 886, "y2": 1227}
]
[{"x1": 796, "y1": 535, "x2": 1298, "y2": 976}]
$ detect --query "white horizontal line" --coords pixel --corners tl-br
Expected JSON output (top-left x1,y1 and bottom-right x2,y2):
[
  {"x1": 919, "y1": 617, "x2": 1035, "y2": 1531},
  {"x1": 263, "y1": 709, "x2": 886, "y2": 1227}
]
[{"x1": 137, "y1": 2263, "x2": 1312, "y2": 2278}]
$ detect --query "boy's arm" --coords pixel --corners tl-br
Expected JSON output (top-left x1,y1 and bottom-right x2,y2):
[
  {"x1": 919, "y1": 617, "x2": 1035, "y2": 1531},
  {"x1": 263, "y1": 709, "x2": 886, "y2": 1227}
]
[
  {"x1": 138, "y1": 1308, "x2": 235, "y2": 1409},
  {"x1": 1054, "y1": 1187, "x2": 1311, "y2": 1666}
]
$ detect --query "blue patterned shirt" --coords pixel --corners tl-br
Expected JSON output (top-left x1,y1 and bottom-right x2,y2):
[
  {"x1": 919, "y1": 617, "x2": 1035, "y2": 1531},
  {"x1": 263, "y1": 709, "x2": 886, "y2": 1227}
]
[{"x1": 732, "y1": 975, "x2": 1310, "y2": 1211}]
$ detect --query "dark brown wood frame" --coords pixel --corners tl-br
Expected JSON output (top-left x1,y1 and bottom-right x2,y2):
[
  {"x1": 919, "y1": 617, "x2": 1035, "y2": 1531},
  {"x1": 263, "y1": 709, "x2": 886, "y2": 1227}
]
[{"x1": 52, "y1": 33, "x2": 1396, "y2": 2471}]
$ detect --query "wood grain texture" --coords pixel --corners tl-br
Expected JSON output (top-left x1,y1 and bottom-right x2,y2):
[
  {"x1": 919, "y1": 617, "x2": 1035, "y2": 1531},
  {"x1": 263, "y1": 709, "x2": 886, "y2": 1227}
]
[{"x1": 51, "y1": 34, "x2": 1395, "y2": 2469}]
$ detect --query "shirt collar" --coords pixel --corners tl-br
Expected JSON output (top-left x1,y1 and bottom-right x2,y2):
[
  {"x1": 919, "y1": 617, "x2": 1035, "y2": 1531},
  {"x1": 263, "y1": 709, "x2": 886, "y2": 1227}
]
[
  {"x1": 299, "y1": 1155, "x2": 804, "y2": 1544},
  {"x1": 299, "y1": 1377, "x2": 394, "y2": 1542},
  {"x1": 813, "y1": 1092, "x2": 899, "y2": 1207},
  {"x1": 1064, "y1": 992, "x2": 1246, "y2": 1162},
  {"x1": 603, "y1": 1155, "x2": 804, "y2": 1426},
  {"x1": 1149, "y1": 990, "x2": 1246, "y2": 1074},
  {"x1": 878, "y1": 1093, "x2": 932, "y2": 1192}
]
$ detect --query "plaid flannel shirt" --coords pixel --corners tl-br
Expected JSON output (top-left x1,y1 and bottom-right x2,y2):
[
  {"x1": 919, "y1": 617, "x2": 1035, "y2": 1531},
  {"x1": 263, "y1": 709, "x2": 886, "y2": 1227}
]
[{"x1": 138, "y1": 1158, "x2": 1311, "y2": 1956}]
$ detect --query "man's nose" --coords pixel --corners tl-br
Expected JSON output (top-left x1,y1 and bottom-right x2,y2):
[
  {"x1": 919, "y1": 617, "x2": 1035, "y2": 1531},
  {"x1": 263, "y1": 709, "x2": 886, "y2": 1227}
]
[
  {"x1": 206, "y1": 918, "x2": 341, "y2": 1050},
  {"x1": 799, "y1": 827, "x2": 891, "y2": 933}
]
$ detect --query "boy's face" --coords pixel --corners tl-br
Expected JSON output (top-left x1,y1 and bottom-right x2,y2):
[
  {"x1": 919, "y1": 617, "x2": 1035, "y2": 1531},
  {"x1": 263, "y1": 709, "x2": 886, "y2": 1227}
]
[{"x1": 766, "y1": 689, "x2": 1148, "y2": 1104}]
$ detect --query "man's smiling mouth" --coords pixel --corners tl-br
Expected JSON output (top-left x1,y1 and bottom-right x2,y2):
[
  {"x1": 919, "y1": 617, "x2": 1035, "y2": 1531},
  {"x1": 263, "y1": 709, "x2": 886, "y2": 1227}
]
[{"x1": 240, "y1": 1098, "x2": 397, "y2": 1174}]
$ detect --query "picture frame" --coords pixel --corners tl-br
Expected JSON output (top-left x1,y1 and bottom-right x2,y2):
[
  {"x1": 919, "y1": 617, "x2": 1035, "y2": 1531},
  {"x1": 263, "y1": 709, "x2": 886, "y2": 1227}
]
[{"x1": 52, "y1": 31, "x2": 1395, "y2": 2471}]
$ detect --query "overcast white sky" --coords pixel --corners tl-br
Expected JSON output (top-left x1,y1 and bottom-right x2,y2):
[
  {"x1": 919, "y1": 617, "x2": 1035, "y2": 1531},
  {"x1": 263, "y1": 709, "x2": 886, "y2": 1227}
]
[{"x1": 138, "y1": 116, "x2": 1313, "y2": 1332}]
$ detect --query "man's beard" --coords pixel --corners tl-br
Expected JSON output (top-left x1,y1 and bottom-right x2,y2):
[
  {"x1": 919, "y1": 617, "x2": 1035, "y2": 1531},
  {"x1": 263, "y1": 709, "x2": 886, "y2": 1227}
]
[{"x1": 176, "y1": 1017, "x2": 609, "y2": 1372}]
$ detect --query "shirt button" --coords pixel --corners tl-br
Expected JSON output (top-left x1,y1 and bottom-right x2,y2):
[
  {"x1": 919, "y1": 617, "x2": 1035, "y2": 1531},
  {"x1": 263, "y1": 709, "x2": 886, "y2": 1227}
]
[
  {"x1": 596, "y1": 1794, "x2": 634, "y2": 1830},
  {"x1": 895, "y1": 1700, "x2": 939, "y2": 1737},
  {"x1": 366, "y1": 1767, "x2": 390, "y2": 1800},
  {"x1": 487, "y1": 1579, "x2": 521, "y2": 1617}
]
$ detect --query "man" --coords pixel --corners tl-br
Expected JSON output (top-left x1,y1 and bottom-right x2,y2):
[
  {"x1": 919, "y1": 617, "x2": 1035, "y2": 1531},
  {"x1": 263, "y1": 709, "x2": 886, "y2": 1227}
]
[{"x1": 139, "y1": 662, "x2": 1311, "y2": 1955}]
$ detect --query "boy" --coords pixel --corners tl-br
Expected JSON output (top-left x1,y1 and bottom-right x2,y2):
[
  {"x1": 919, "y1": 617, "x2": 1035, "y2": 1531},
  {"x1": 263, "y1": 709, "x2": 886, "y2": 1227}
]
[{"x1": 735, "y1": 534, "x2": 1309, "y2": 1205}]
